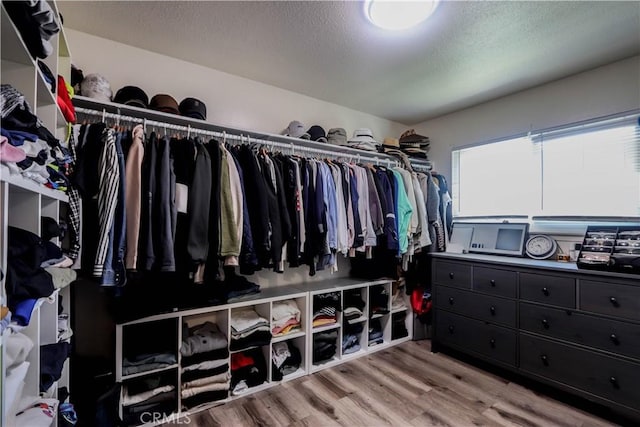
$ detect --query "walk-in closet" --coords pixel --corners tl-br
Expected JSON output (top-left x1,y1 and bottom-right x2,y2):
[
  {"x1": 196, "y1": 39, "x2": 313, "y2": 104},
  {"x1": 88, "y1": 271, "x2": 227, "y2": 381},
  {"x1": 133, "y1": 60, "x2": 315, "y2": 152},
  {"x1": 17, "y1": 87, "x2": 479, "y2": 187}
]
[{"x1": 1, "y1": 1, "x2": 639, "y2": 427}]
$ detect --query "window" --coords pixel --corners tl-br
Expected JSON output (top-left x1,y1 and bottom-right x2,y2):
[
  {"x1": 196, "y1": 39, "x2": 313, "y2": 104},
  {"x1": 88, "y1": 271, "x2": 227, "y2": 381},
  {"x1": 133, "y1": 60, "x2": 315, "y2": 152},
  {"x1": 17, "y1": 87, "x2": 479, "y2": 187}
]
[{"x1": 452, "y1": 113, "x2": 640, "y2": 219}]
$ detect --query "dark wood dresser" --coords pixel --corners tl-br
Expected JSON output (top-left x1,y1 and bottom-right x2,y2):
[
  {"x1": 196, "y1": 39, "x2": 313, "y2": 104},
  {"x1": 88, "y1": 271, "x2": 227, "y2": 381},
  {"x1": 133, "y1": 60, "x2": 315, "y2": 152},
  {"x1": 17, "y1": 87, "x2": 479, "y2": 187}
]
[{"x1": 431, "y1": 253, "x2": 640, "y2": 421}]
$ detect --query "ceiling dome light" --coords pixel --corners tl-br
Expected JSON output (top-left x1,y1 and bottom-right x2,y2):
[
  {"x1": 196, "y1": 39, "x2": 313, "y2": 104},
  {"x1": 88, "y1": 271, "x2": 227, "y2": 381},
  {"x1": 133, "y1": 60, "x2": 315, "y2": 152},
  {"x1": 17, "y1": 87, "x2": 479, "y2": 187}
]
[{"x1": 365, "y1": 0, "x2": 440, "y2": 31}]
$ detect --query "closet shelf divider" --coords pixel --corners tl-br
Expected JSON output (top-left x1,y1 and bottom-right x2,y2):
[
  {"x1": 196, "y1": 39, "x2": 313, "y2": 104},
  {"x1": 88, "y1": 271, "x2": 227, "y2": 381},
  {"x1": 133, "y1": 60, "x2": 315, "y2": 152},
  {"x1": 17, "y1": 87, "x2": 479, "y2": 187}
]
[
  {"x1": 119, "y1": 363, "x2": 179, "y2": 381},
  {"x1": 312, "y1": 322, "x2": 341, "y2": 333},
  {"x1": 271, "y1": 330, "x2": 305, "y2": 343}
]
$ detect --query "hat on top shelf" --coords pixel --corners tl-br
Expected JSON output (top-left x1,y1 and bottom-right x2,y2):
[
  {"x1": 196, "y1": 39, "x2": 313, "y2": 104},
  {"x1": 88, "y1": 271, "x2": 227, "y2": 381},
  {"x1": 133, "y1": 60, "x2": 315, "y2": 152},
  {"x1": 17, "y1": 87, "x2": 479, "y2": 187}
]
[
  {"x1": 307, "y1": 125, "x2": 328, "y2": 143},
  {"x1": 327, "y1": 128, "x2": 348, "y2": 146},
  {"x1": 149, "y1": 94, "x2": 180, "y2": 115},
  {"x1": 282, "y1": 121, "x2": 311, "y2": 139},
  {"x1": 179, "y1": 97, "x2": 207, "y2": 120},
  {"x1": 79, "y1": 74, "x2": 112, "y2": 103},
  {"x1": 113, "y1": 86, "x2": 149, "y2": 109},
  {"x1": 399, "y1": 129, "x2": 429, "y2": 158},
  {"x1": 381, "y1": 137, "x2": 400, "y2": 153},
  {"x1": 348, "y1": 128, "x2": 379, "y2": 152}
]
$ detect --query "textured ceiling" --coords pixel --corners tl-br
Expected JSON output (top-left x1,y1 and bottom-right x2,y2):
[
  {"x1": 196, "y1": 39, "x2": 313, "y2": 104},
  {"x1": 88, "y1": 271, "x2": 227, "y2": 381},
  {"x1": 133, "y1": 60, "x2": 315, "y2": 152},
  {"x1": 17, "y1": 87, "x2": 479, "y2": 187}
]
[{"x1": 58, "y1": 1, "x2": 640, "y2": 125}]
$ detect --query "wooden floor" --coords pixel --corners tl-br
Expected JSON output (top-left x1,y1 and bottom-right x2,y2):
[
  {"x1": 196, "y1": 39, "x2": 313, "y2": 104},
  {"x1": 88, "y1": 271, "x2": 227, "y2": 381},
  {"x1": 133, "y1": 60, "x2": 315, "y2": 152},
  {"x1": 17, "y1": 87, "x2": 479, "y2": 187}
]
[{"x1": 166, "y1": 340, "x2": 620, "y2": 427}]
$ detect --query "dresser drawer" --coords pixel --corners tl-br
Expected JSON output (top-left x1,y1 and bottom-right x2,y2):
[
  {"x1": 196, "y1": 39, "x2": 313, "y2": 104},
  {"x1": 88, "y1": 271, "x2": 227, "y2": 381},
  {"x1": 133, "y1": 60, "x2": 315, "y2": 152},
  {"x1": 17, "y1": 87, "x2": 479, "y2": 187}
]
[
  {"x1": 434, "y1": 261, "x2": 471, "y2": 289},
  {"x1": 580, "y1": 280, "x2": 640, "y2": 322},
  {"x1": 436, "y1": 310, "x2": 516, "y2": 367},
  {"x1": 520, "y1": 273, "x2": 575, "y2": 308},
  {"x1": 473, "y1": 267, "x2": 517, "y2": 298},
  {"x1": 520, "y1": 333, "x2": 640, "y2": 410},
  {"x1": 520, "y1": 303, "x2": 640, "y2": 360},
  {"x1": 436, "y1": 286, "x2": 516, "y2": 327}
]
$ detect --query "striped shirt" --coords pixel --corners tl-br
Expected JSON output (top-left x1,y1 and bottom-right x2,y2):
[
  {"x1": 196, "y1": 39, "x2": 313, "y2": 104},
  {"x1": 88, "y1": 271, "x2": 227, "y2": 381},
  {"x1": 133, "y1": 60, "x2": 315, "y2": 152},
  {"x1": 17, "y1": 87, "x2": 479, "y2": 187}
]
[{"x1": 93, "y1": 128, "x2": 119, "y2": 277}]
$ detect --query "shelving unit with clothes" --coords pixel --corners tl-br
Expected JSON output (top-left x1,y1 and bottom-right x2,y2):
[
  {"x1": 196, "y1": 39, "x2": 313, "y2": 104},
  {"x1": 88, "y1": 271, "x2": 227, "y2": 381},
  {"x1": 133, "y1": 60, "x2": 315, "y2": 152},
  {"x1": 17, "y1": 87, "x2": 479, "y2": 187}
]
[
  {"x1": 1, "y1": 0, "x2": 76, "y2": 425},
  {"x1": 112, "y1": 278, "x2": 411, "y2": 426}
]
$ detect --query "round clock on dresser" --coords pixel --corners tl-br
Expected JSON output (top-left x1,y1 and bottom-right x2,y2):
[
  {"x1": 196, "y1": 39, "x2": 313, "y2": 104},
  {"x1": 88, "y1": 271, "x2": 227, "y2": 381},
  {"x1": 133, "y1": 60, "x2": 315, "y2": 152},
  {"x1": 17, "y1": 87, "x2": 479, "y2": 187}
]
[{"x1": 525, "y1": 234, "x2": 558, "y2": 259}]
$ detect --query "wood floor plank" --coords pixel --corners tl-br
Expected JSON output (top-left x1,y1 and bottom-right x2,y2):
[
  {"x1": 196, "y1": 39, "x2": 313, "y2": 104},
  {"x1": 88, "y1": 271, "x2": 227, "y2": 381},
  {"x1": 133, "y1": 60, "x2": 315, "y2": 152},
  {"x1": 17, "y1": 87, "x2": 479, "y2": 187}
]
[
  {"x1": 162, "y1": 341, "x2": 620, "y2": 427},
  {"x1": 411, "y1": 387, "x2": 502, "y2": 427},
  {"x1": 484, "y1": 382, "x2": 616, "y2": 427},
  {"x1": 257, "y1": 384, "x2": 313, "y2": 424},
  {"x1": 331, "y1": 362, "x2": 426, "y2": 421}
]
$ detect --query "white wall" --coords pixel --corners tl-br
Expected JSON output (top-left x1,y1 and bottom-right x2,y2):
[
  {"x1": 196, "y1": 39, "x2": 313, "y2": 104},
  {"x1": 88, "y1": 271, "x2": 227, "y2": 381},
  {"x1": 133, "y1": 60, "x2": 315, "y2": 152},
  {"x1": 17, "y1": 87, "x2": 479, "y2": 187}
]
[
  {"x1": 412, "y1": 55, "x2": 640, "y2": 180},
  {"x1": 65, "y1": 29, "x2": 406, "y2": 143}
]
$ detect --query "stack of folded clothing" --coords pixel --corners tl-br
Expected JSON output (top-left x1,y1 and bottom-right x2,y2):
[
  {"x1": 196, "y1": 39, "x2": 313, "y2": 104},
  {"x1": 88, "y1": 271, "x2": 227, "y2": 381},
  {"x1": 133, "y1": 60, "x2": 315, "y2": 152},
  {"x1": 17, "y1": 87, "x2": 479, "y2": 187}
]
[
  {"x1": 368, "y1": 318, "x2": 384, "y2": 346},
  {"x1": 3, "y1": 0, "x2": 60, "y2": 60},
  {"x1": 312, "y1": 292, "x2": 341, "y2": 328},
  {"x1": 121, "y1": 375, "x2": 176, "y2": 425},
  {"x1": 0, "y1": 85, "x2": 73, "y2": 191},
  {"x1": 343, "y1": 289, "x2": 366, "y2": 324},
  {"x1": 180, "y1": 322, "x2": 229, "y2": 409},
  {"x1": 392, "y1": 313, "x2": 409, "y2": 340},
  {"x1": 313, "y1": 330, "x2": 338, "y2": 364},
  {"x1": 271, "y1": 341, "x2": 302, "y2": 381},
  {"x1": 230, "y1": 348, "x2": 267, "y2": 395},
  {"x1": 123, "y1": 351, "x2": 177, "y2": 377},
  {"x1": 369, "y1": 286, "x2": 390, "y2": 317},
  {"x1": 342, "y1": 322, "x2": 364, "y2": 355},
  {"x1": 272, "y1": 299, "x2": 301, "y2": 337},
  {"x1": 230, "y1": 307, "x2": 271, "y2": 351}
]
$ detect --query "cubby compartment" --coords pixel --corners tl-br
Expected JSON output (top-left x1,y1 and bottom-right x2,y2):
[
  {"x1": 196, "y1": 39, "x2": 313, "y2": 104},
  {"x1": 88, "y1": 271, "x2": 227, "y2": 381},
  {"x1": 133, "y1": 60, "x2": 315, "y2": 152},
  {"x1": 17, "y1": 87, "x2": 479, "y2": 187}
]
[
  {"x1": 369, "y1": 283, "x2": 390, "y2": 319},
  {"x1": 271, "y1": 335, "x2": 306, "y2": 382},
  {"x1": 118, "y1": 319, "x2": 179, "y2": 381},
  {"x1": 312, "y1": 291, "x2": 341, "y2": 331},
  {"x1": 230, "y1": 346, "x2": 269, "y2": 397},
  {"x1": 229, "y1": 303, "x2": 271, "y2": 352},
  {"x1": 391, "y1": 311, "x2": 410, "y2": 341},
  {"x1": 368, "y1": 315, "x2": 389, "y2": 348},
  {"x1": 342, "y1": 287, "x2": 367, "y2": 358},
  {"x1": 121, "y1": 369, "x2": 179, "y2": 427},
  {"x1": 312, "y1": 327, "x2": 340, "y2": 368},
  {"x1": 271, "y1": 296, "x2": 305, "y2": 341},
  {"x1": 180, "y1": 310, "x2": 230, "y2": 411}
]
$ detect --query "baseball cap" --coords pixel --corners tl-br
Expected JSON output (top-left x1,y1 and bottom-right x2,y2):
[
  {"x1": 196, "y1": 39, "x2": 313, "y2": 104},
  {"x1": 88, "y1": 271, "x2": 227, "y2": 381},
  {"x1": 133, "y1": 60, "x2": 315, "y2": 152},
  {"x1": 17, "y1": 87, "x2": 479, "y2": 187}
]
[
  {"x1": 80, "y1": 74, "x2": 112, "y2": 103},
  {"x1": 179, "y1": 97, "x2": 207, "y2": 120},
  {"x1": 149, "y1": 94, "x2": 180, "y2": 115},
  {"x1": 113, "y1": 86, "x2": 149, "y2": 108},
  {"x1": 327, "y1": 128, "x2": 348, "y2": 146},
  {"x1": 282, "y1": 121, "x2": 310, "y2": 139},
  {"x1": 307, "y1": 125, "x2": 327, "y2": 143}
]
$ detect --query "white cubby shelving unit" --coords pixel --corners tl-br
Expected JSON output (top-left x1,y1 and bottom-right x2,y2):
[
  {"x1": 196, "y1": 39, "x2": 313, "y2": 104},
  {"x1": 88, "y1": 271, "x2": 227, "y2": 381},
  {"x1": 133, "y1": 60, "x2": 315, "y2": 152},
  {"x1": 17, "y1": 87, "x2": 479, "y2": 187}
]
[
  {"x1": 114, "y1": 278, "x2": 412, "y2": 426},
  {"x1": 1, "y1": 0, "x2": 73, "y2": 425}
]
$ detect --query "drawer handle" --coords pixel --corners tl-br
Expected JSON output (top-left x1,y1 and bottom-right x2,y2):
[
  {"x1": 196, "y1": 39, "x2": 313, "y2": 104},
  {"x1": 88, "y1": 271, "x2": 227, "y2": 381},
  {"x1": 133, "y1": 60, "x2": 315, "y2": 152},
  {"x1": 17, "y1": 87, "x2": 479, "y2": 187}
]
[
  {"x1": 610, "y1": 334, "x2": 619, "y2": 345},
  {"x1": 610, "y1": 376, "x2": 619, "y2": 388},
  {"x1": 448, "y1": 325, "x2": 455, "y2": 334},
  {"x1": 489, "y1": 306, "x2": 496, "y2": 315},
  {"x1": 540, "y1": 354, "x2": 549, "y2": 366},
  {"x1": 449, "y1": 297, "x2": 454, "y2": 305},
  {"x1": 609, "y1": 297, "x2": 619, "y2": 307},
  {"x1": 542, "y1": 319, "x2": 549, "y2": 329},
  {"x1": 490, "y1": 279, "x2": 496, "y2": 287},
  {"x1": 490, "y1": 338, "x2": 496, "y2": 348},
  {"x1": 449, "y1": 272, "x2": 455, "y2": 279},
  {"x1": 542, "y1": 287, "x2": 549, "y2": 296}
]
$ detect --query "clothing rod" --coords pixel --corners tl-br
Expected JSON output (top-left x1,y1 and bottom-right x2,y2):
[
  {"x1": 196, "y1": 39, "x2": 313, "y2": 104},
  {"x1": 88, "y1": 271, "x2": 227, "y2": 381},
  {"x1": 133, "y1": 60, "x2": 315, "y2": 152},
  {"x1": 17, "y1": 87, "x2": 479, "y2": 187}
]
[{"x1": 74, "y1": 107, "x2": 399, "y2": 167}]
